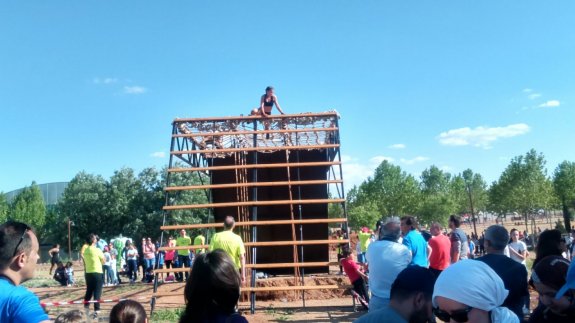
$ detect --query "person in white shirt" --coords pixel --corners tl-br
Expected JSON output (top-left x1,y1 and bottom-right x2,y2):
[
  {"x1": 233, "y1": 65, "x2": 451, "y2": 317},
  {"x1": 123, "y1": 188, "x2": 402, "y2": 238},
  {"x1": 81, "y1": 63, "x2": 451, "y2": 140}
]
[
  {"x1": 508, "y1": 228, "x2": 528, "y2": 265},
  {"x1": 365, "y1": 216, "x2": 412, "y2": 312}
]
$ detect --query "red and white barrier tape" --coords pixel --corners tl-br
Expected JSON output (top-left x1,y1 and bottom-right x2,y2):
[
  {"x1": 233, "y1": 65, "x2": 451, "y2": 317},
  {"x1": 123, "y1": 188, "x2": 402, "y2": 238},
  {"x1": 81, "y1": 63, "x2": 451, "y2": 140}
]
[{"x1": 41, "y1": 296, "x2": 149, "y2": 308}]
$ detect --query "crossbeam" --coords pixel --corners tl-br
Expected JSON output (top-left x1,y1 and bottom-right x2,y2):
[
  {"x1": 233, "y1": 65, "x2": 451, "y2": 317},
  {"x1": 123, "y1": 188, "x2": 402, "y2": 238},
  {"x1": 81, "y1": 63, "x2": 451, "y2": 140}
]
[
  {"x1": 160, "y1": 218, "x2": 347, "y2": 230},
  {"x1": 158, "y1": 239, "x2": 349, "y2": 252},
  {"x1": 171, "y1": 144, "x2": 340, "y2": 155},
  {"x1": 165, "y1": 180, "x2": 342, "y2": 191},
  {"x1": 173, "y1": 112, "x2": 339, "y2": 123},
  {"x1": 173, "y1": 127, "x2": 338, "y2": 138},
  {"x1": 168, "y1": 161, "x2": 340, "y2": 173},
  {"x1": 163, "y1": 198, "x2": 345, "y2": 210}
]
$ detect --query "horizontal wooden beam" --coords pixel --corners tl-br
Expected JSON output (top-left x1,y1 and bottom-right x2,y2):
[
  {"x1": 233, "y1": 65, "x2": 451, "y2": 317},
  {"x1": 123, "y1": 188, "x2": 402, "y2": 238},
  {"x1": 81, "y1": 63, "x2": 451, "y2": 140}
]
[
  {"x1": 153, "y1": 262, "x2": 339, "y2": 274},
  {"x1": 158, "y1": 239, "x2": 349, "y2": 251},
  {"x1": 174, "y1": 127, "x2": 338, "y2": 138},
  {"x1": 160, "y1": 218, "x2": 347, "y2": 230},
  {"x1": 241, "y1": 285, "x2": 346, "y2": 292},
  {"x1": 168, "y1": 161, "x2": 341, "y2": 173},
  {"x1": 171, "y1": 144, "x2": 340, "y2": 155},
  {"x1": 152, "y1": 284, "x2": 350, "y2": 297},
  {"x1": 163, "y1": 198, "x2": 345, "y2": 210},
  {"x1": 173, "y1": 112, "x2": 339, "y2": 123},
  {"x1": 165, "y1": 180, "x2": 343, "y2": 191}
]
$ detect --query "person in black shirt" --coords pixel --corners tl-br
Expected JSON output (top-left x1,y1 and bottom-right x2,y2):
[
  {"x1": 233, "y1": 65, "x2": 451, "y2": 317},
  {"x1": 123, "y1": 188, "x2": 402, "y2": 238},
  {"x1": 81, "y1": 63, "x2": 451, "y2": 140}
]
[{"x1": 477, "y1": 225, "x2": 529, "y2": 322}]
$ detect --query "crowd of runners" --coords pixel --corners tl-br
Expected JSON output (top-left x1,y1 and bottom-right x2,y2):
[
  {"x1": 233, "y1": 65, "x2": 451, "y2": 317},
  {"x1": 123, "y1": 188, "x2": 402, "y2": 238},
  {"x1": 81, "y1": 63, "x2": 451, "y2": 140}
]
[{"x1": 337, "y1": 215, "x2": 575, "y2": 322}]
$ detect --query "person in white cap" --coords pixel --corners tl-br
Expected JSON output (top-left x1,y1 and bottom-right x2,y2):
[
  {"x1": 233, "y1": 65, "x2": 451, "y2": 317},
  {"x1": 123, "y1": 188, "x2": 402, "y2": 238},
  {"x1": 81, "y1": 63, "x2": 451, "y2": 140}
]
[{"x1": 433, "y1": 260, "x2": 519, "y2": 322}]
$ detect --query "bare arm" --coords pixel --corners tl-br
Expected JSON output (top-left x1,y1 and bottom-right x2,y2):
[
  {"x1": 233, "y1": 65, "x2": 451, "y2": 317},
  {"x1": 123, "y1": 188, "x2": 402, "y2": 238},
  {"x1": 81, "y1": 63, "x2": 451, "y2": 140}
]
[
  {"x1": 427, "y1": 244, "x2": 433, "y2": 260},
  {"x1": 240, "y1": 253, "x2": 246, "y2": 283},
  {"x1": 451, "y1": 241, "x2": 461, "y2": 263},
  {"x1": 509, "y1": 246, "x2": 526, "y2": 260},
  {"x1": 274, "y1": 95, "x2": 285, "y2": 114}
]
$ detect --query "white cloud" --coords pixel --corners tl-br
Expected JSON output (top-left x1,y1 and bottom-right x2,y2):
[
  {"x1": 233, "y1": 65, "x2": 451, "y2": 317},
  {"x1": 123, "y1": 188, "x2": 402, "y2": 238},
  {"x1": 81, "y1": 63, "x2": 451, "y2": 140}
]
[
  {"x1": 124, "y1": 86, "x2": 147, "y2": 95},
  {"x1": 388, "y1": 143, "x2": 406, "y2": 149},
  {"x1": 93, "y1": 77, "x2": 118, "y2": 84},
  {"x1": 400, "y1": 156, "x2": 429, "y2": 165},
  {"x1": 538, "y1": 100, "x2": 560, "y2": 108},
  {"x1": 522, "y1": 88, "x2": 533, "y2": 93},
  {"x1": 150, "y1": 151, "x2": 165, "y2": 158},
  {"x1": 440, "y1": 165, "x2": 453, "y2": 172},
  {"x1": 527, "y1": 93, "x2": 541, "y2": 100},
  {"x1": 437, "y1": 123, "x2": 530, "y2": 149}
]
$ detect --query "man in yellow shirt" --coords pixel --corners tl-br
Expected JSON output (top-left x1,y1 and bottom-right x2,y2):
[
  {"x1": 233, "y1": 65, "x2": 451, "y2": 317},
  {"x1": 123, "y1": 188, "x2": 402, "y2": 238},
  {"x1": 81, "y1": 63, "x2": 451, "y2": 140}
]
[
  {"x1": 82, "y1": 233, "x2": 105, "y2": 317},
  {"x1": 193, "y1": 232, "x2": 206, "y2": 254},
  {"x1": 176, "y1": 229, "x2": 192, "y2": 282},
  {"x1": 357, "y1": 227, "x2": 372, "y2": 264},
  {"x1": 209, "y1": 216, "x2": 246, "y2": 283}
]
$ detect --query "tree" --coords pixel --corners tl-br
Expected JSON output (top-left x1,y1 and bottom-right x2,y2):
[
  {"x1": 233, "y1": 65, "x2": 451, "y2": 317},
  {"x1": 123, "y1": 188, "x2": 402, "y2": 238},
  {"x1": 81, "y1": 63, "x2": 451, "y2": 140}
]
[
  {"x1": 493, "y1": 149, "x2": 553, "y2": 233},
  {"x1": 462, "y1": 169, "x2": 488, "y2": 237},
  {"x1": 56, "y1": 172, "x2": 108, "y2": 251},
  {"x1": 10, "y1": 182, "x2": 46, "y2": 234},
  {"x1": 418, "y1": 166, "x2": 454, "y2": 226},
  {"x1": 553, "y1": 161, "x2": 575, "y2": 231},
  {"x1": 0, "y1": 193, "x2": 8, "y2": 223}
]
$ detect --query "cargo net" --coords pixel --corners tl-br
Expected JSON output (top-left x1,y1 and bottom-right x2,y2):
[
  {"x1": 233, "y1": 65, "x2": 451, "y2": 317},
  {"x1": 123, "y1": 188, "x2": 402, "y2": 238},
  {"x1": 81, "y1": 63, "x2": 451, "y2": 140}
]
[{"x1": 176, "y1": 111, "x2": 339, "y2": 157}]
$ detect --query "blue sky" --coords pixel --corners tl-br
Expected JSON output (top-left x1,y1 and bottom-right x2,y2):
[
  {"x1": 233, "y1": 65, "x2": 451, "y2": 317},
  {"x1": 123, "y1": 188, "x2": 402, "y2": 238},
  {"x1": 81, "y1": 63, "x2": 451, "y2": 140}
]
[{"x1": 1, "y1": 1, "x2": 574, "y2": 193}]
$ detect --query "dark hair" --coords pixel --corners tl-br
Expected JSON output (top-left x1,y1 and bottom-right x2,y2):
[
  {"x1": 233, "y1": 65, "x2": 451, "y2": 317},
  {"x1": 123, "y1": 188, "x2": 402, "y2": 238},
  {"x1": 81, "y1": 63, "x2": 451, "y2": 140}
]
[
  {"x1": 54, "y1": 309, "x2": 87, "y2": 323},
  {"x1": 265, "y1": 86, "x2": 274, "y2": 92},
  {"x1": 484, "y1": 225, "x2": 509, "y2": 251},
  {"x1": 533, "y1": 229, "x2": 562, "y2": 268},
  {"x1": 85, "y1": 233, "x2": 96, "y2": 245},
  {"x1": 223, "y1": 215, "x2": 235, "y2": 230},
  {"x1": 109, "y1": 299, "x2": 147, "y2": 323},
  {"x1": 180, "y1": 250, "x2": 241, "y2": 323},
  {"x1": 449, "y1": 215, "x2": 461, "y2": 228},
  {"x1": 342, "y1": 246, "x2": 352, "y2": 258},
  {"x1": 0, "y1": 221, "x2": 34, "y2": 269},
  {"x1": 400, "y1": 216, "x2": 417, "y2": 230}
]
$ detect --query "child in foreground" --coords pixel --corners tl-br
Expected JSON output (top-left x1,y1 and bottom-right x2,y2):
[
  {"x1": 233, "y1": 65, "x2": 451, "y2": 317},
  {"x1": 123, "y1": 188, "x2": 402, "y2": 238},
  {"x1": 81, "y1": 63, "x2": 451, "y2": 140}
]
[{"x1": 339, "y1": 246, "x2": 369, "y2": 310}]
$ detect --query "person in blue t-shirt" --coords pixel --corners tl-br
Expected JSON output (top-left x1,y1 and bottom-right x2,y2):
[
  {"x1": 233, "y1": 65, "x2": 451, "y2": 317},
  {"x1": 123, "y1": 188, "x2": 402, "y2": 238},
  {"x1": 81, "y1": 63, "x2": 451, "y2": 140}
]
[
  {"x1": 400, "y1": 216, "x2": 430, "y2": 268},
  {"x1": 0, "y1": 221, "x2": 50, "y2": 323}
]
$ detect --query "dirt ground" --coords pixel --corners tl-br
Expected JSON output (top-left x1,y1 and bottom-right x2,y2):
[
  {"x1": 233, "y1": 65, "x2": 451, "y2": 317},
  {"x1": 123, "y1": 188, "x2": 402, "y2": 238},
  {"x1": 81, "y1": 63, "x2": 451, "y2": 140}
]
[{"x1": 31, "y1": 215, "x2": 561, "y2": 322}]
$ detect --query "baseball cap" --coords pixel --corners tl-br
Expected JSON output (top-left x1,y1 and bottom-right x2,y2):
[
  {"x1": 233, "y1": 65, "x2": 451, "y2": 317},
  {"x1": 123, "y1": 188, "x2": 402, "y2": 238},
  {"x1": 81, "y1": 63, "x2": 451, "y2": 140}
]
[
  {"x1": 531, "y1": 256, "x2": 570, "y2": 294},
  {"x1": 391, "y1": 265, "x2": 436, "y2": 298},
  {"x1": 556, "y1": 258, "x2": 575, "y2": 299}
]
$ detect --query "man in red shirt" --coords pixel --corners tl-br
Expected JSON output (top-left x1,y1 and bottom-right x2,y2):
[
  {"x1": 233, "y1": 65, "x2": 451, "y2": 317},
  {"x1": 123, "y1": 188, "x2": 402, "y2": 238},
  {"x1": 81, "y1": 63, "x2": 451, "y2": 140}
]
[
  {"x1": 340, "y1": 247, "x2": 369, "y2": 310},
  {"x1": 428, "y1": 222, "x2": 451, "y2": 278}
]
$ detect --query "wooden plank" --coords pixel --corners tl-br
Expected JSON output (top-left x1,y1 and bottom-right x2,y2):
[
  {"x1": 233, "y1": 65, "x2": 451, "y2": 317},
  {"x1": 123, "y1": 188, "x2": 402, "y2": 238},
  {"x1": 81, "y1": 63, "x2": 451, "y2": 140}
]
[
  {"x1": 173, "y1": 127, "x2": 338, "y2": 138},
  {"x1": 163, "y1": 198, "x2": 345, "y2": 210},
  {"x1": 158, "y1": 239, "x2": 349, "y2": 251},
  {"x1": 160, "y1": 218, "x2": 347, "y2": 230},
  {"x1": 173, "y1": 112, "x2": 338, "y2": 123},
  {"x1": 241, "y1": 285, "x2": 345, "y2": 292},
  {"x1": 153, "y1": 262, "x2": 338, "y2": 273},
  {"x1": 168, "y1": 161, "x2": 340, "y2": 173},
  {"x1": 165, "y1": 180, "x2": 342, "y2": 191},
  {"x1": 171, "y1": 144, "x2": 339, "y2": 155}
]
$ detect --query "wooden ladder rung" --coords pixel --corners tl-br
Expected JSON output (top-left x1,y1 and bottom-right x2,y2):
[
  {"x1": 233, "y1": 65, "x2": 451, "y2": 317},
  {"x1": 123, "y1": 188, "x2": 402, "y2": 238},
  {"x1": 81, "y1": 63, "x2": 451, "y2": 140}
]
[
  {"x1": 165, "y1": 180, "x2": 343, "y2": 191},
  {"x1": 241, "y1": 285, "x2": 347, "y2": 292},
  {"x1": 174, "y1": 127, "x2": 338, "y2": 138},
  {"x1": 160, "y1": 218, "x2": 347, "y2": 230},
  {"x1": 173, "y1": 112, "x2": 338, "y2": 123},
  {"x1": 168, "y1": 161, "x2": 340, "y2": 173},
  {"x1": 171, "y1": 144, "x2": 340, "y2": 155},
  {"x1": 158, "y1": 239, "x2": 349, "y2": 252},
  {"x1": 163, "y1": 199, "x2": 345, "y2": 210}
]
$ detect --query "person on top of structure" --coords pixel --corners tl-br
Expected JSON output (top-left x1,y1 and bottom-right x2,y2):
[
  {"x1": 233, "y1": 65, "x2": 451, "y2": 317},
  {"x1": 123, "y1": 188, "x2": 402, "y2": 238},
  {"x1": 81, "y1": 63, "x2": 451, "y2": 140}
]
[
  {"x1": 255, "y1": 86, "x2": 285, "y2": 117},
  {"x1": 209, "y1": 215, "x2": 246, "y2": 283}
]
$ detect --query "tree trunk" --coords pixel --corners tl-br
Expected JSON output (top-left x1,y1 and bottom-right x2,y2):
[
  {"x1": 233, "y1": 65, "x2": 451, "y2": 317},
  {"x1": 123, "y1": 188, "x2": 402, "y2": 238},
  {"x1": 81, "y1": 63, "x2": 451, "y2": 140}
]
[
  {"x1": 562, "y1": 198, "x2": 572, "y2": 233},
  {"x1": 524, "y1": 212, "x2": 529, "y2": 234}
]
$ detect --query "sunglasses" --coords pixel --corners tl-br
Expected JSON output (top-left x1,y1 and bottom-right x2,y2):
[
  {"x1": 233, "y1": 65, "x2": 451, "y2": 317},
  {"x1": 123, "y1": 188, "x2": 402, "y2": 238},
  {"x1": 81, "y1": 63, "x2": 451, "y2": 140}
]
[
  {"x1": 433, "y1": 306, "x2": 473, "y2": 322},
  {"x1": 12, "y1": 227, "x2": 31, "y2": 258}
]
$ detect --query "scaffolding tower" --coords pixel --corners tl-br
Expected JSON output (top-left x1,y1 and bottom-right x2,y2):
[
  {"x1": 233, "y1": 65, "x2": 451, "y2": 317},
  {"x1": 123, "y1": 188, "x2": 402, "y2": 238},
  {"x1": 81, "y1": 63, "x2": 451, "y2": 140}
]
[{"x1": 152, "y1": 111, "x2": 349, "y2": 313}]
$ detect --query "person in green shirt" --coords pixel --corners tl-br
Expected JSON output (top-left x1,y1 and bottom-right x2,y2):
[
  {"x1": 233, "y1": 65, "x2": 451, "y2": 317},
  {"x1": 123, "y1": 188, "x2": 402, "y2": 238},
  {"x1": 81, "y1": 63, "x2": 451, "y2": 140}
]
[
  {"x1": 194, "y1": 232, "x2": 206, "y2": 254},
  {"x1": 176, "y1": 229, "x2": 192, "y2": 282},
  {"x1": 358, "y1": 227, "x2": 372, "y2": 264},
  {"x1": 209, "y1": 216, "x2": 246, "y2": 283},
  {"x1": 82, "y1": 233, "x2": 105, "y2": 316}
]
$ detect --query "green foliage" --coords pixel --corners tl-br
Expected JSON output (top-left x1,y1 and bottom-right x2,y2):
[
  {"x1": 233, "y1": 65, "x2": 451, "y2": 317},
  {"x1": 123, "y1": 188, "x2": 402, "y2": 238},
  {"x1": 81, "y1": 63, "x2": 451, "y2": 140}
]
[
  {"x1": 488, "y1": 149, "x2": 554, "y2": 230},
  {"x1": 0, "y1": 193, "x2": 8, "y2": 223},
  {"x1": 553, "y1": 161, "x2": 575, "y2": 230},
  {"x1": 418, "y1": 166, "x2": 454, "y2": 225},
  {"x1": 9, "y1": 182, "x2": 46, "y2": 233},
  {"x1": 150, "y1": 307, "x2": 186, "y2": 322}
]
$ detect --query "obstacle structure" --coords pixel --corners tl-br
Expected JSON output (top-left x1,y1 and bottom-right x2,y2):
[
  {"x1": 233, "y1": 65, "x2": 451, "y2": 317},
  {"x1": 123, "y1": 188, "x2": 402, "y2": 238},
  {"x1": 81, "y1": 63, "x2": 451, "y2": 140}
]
[{"x1": 152, "y1": 111, "x2": 349, "y2": 313}]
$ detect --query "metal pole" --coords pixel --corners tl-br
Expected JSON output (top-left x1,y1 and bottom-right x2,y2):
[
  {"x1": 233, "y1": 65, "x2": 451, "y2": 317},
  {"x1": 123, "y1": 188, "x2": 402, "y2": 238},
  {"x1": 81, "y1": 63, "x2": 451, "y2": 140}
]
[{"x1": 250, "y1": 119, "x2": 258, "y2": 314}]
